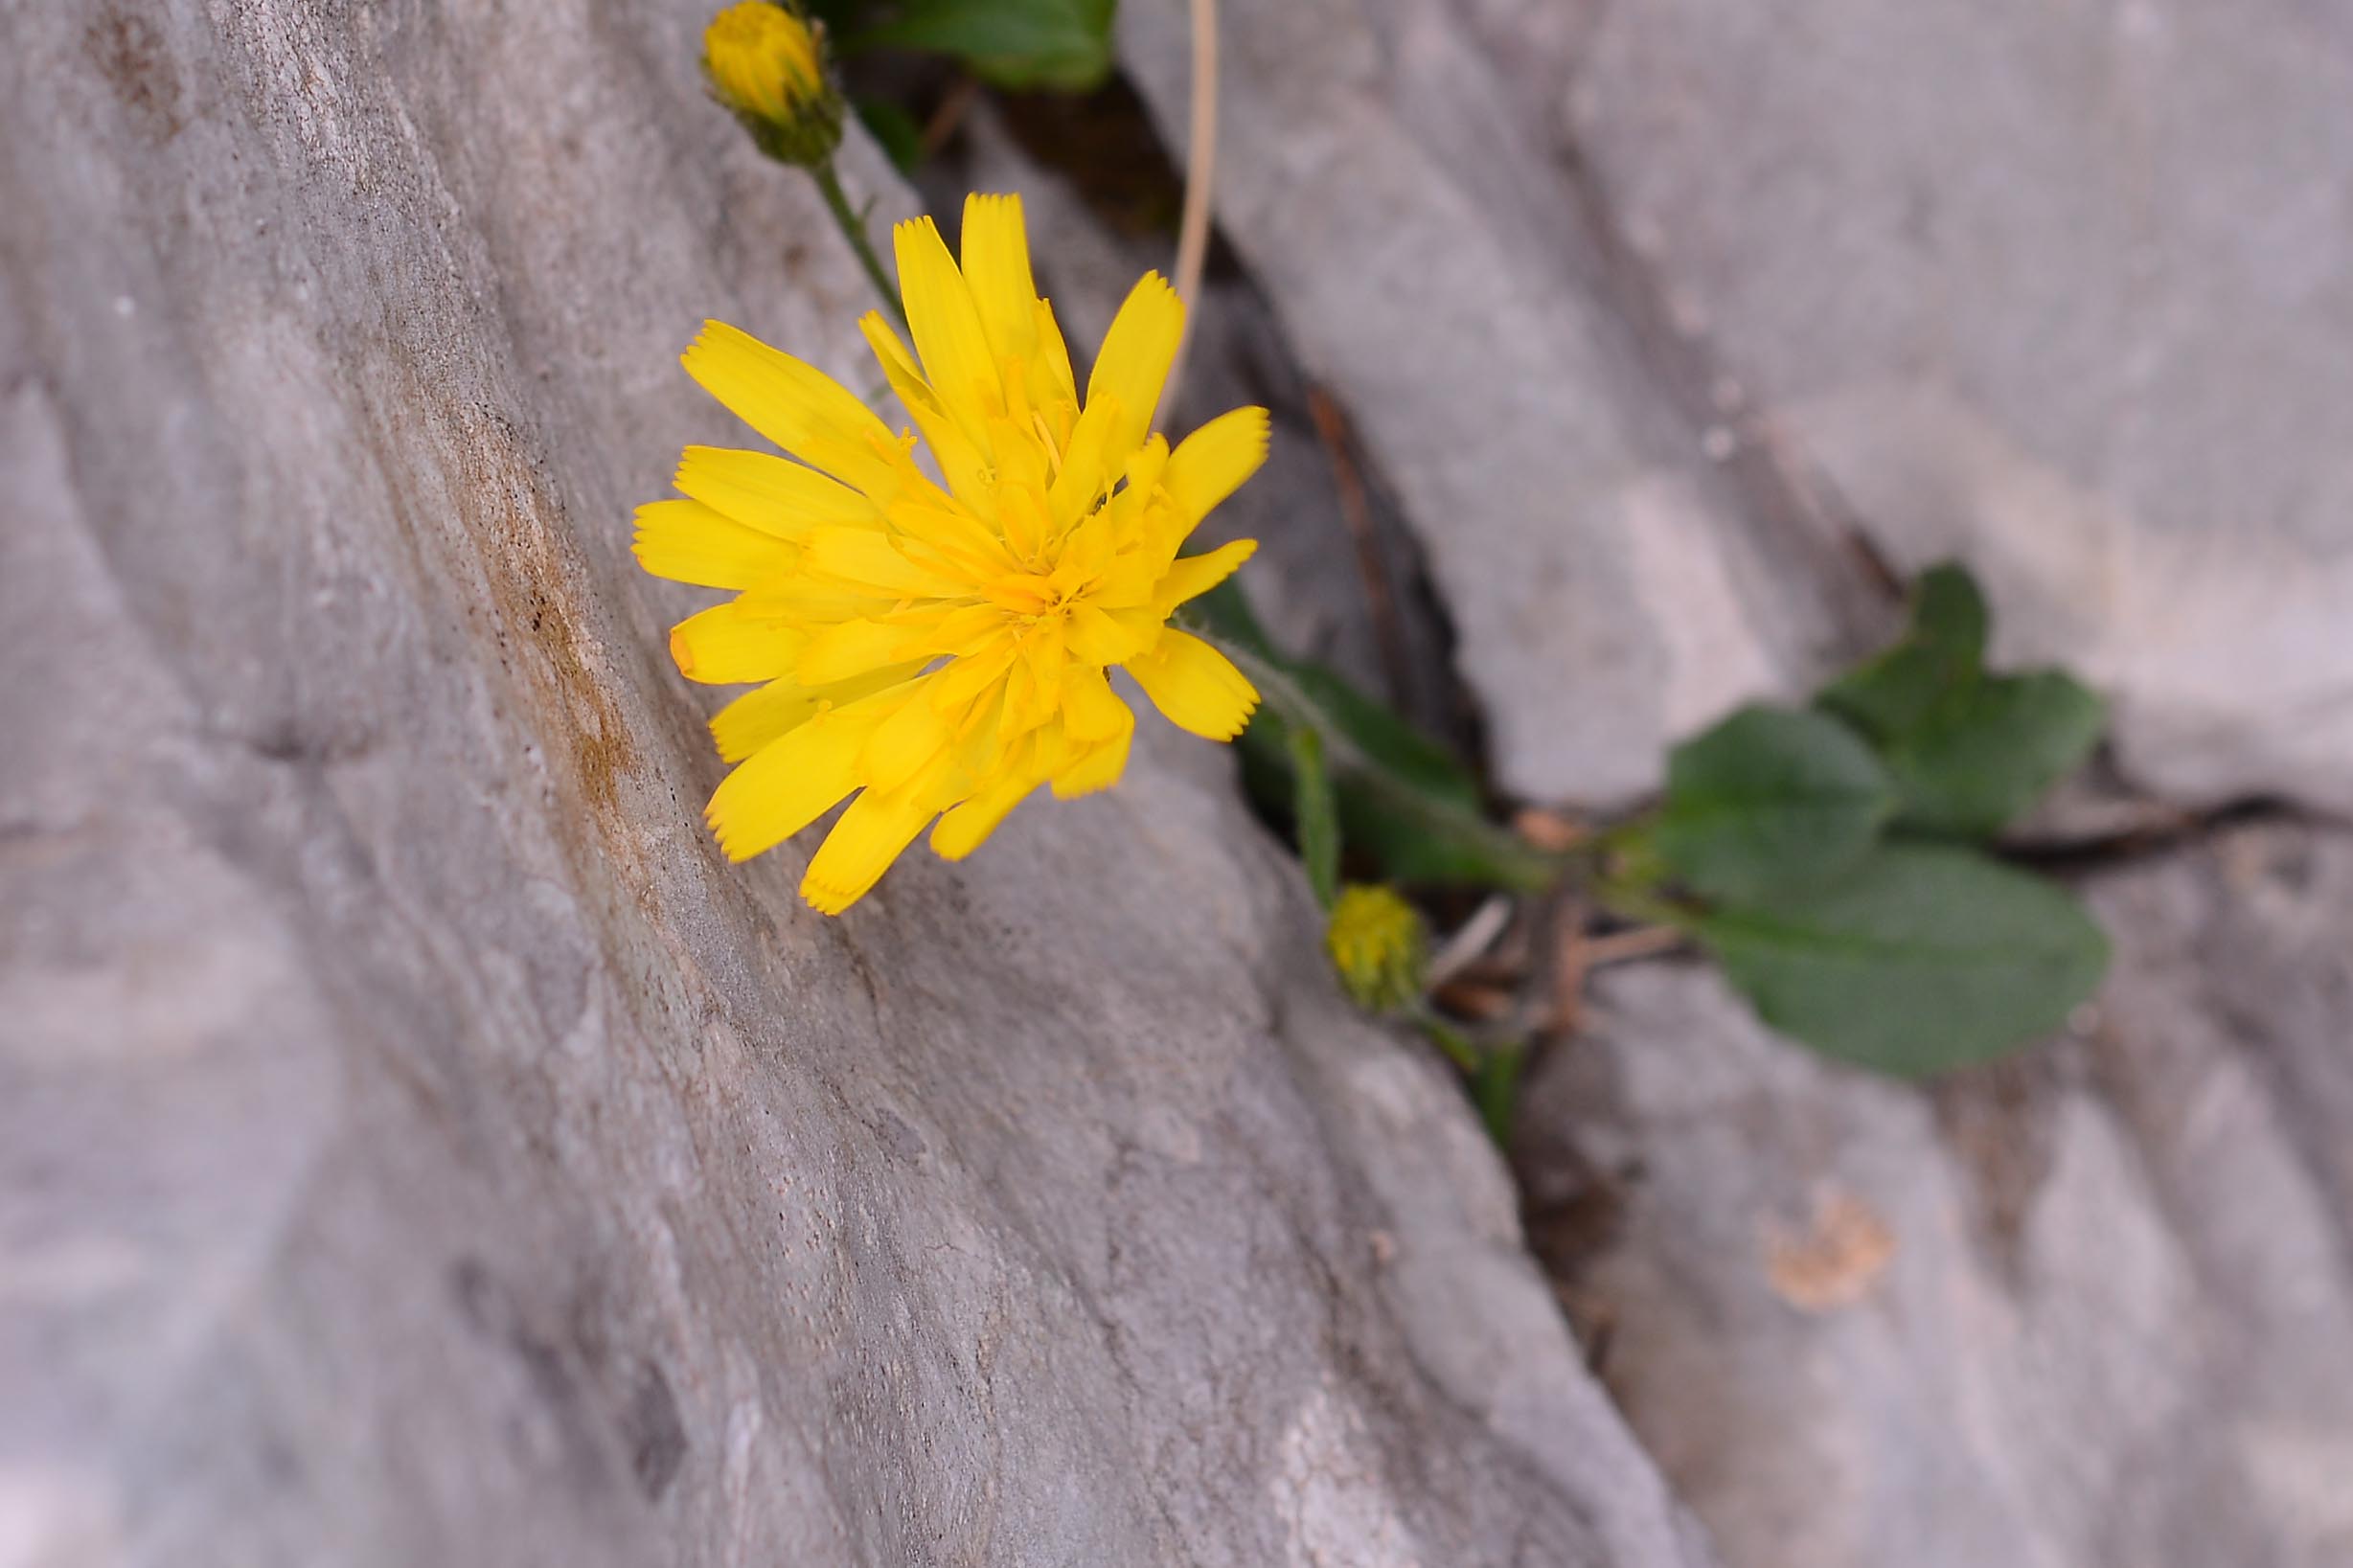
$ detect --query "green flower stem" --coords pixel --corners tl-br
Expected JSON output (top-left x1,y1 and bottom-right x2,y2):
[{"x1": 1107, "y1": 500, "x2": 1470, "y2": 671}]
[
  {"x1": 1471, "y1": 1039, "x2": 1524, "y2": 1148},
  {"x1": 812, "y1": 160, "x2": 903, "y2": 328},
  {"x1": 1180, "y1": 622, "x2": 1569, "y2": 895},
  {"x1": 1411, "y1": 1008, "x2": 1482, "y2": 1074},
  {"x1": 1582, "y1": 807, "x2": 1703, "y2": 931}
]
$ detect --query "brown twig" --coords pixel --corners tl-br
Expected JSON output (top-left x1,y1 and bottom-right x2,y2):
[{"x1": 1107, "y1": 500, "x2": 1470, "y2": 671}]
[
  {"x1": 1547, "y1": 916, "x2": 1682, "y2": 1036},
  {"x1": 1307, "y1": 386, "x2": 1414, "y2": 704},
  {"x1": 919, "y1": 75, "x2": 981, "y2": 157},
  {"x1": 1579, "y1": 925, "x2": 1686, "y2": 967},
  {"x1": 1548, "y1": 898, "x2": 1593, "y2": 1036}
]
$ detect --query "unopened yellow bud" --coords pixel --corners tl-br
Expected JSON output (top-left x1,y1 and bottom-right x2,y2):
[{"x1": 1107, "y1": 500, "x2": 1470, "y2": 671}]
[
  {"x1": 1325, "y1": 885, "x2": 1428, "y2": 1013},
  {"x1": 703, "y1": 2, "x2": 842, "y2": 168}
]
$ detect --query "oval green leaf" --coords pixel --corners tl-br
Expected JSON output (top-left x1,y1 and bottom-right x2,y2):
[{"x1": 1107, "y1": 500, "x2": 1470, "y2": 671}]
[
  {"x1": 1698, "y1": 843, "x2": 2109, "y2": 1077},
  {"x1": 1654, "y1": 705, "x2": 1896, "y2": 903}
]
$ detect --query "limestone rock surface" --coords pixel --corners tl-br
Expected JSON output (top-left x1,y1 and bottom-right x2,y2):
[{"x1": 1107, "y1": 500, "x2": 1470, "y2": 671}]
[
  {"x1": 1518, "y1": 820, "x2": 2353, "y2": 1568},
  {"x1": 0, "y1": 6, "x2": 1712, "y2": 1565},
  {"x1": 1120, "y1": 0, "x2": 2353, "y2": 813}
]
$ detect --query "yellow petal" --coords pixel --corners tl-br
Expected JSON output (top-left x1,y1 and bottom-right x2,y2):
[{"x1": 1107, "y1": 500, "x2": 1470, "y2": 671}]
[
  {"x1": 632, "y1": 499, "x2": 796, "y2": 588},
  {"x1": 709, "y1": 662, "x2": 928, "y2": 762},
  {"x1": 1049, "y1": 513, "x2": 1114, "y2": 600},
  {"x1": 736, "y1": 575, "x2": 896, "y2": 625},
  {"x1": 705, "y1": 684, "x2": 909, "y2": 861},
  {"x1": 1031, "y1": 297, "x2": 1079, "y2": 408},
  {"x1": 928, "y1": 637, "x2": 1019, "y2": 711},
  {"x1": 1059, "y1": 667, "x2": 1131, "y2": 743},
  {"x1": 1017, "y1": 620, "x2": 1067, "y2": 706},
  {"x1": 893, "y1": 216, "x2": 1002, "y2": 442},
  {"x1": 886, "y1": 498, "x2": 1016, "y2": 579},
  {"x1": 674, "y1": 446, "x2": 881, "y2": 537},
  {"x1": 801, "y1": 526, "x2": 967, "y2": 599},
  {"x1": 857, "y1": 311, "x2": 996, "y2": 510},
  {"x1": 960, "y1": 193, "x2": 1039, "y2": 366},
  {"x1": 985, "y1": 412, "x2": 1051, "y2": 494},
  {"x1": 860, "y1": 685, "x2": 955, "y2": 796},
  {"x1": 1066, "y1": 602, "x2": 1151, "y2": 666},
  {"x1": 801, "y1": 786, "x2": 936, "y2": 914},
  {"x1": 1154, "y1": 538, "x2": 1258, "y2": 615},
  {"x1": 999, "y1": 648, "x2": 1046, "y2": 740},
  {"x1": 1085, "y1": 273, "x2": 1184, "y2": 465},
  {"x1": 1163, "y1": 406, "x2": 1270, "y2": 531},
  {"x1": 670, "y1": 602, "x2": 806, "y2": 685},
  {"x1": 1046, "y1": 389, "x2": 1120, "y2": 522},
  {"x1": 681, "y1": 322, "x2": 903, "y2": 503},
  {"x1": 1052, "y1": 706, "x2": 1134, "y2": 799},
  {"x1": 1105, "y1": 436, "x2": 1171, "y2": 545},
  {"x1": 1129, "y1": 628, "x2": 1258, "y2": 740},
  {"x1": 797, "y1": 617, "x2": 922, "y2": 685},
  {"x1": 929, "y1": 772, "x2": 1034, "y2": 862},
  {"x1": 910, "y1": 602, "x2": 1015, "y2": 660}
]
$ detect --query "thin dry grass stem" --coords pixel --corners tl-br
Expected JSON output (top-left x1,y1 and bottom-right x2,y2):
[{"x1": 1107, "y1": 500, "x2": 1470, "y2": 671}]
[
  {"x1": 1426, "y1": 894, "x2": 1514, "y2": 989},
  {"x1": 920, "y1": 75, "x2": 980, "y2": 155},
  {"x1": 1164, "y1": 0, "x2": 1220, "y2": 411}
]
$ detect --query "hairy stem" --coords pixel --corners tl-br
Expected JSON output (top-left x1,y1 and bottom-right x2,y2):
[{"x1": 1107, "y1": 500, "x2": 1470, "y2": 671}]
[
  {"x1": 1180, "y1": 620, "x2": 1569, "y2": 895},
  {"x1": 812, "y1": 160, "x2": 903, "y2": 328}
]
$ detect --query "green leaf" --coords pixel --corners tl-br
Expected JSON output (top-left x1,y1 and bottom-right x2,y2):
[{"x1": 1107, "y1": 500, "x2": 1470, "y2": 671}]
[
  {"x1": 1653, "y1": 706, "x2": 1895, "y2": 903},
  {"x1": 1698, "y1": 843, "x2": 2109, "y2": 1076},
  {"x1": 1473, "y1": 1040, "x2": 1525, "y2": 1150},
  {"x1": 1884, "y1": 670, "x2": 2108, "y2": 838},
  {"x1": 1186, "y1": 584, "x2": 1548, "y2": 890},
  {"x1": 1289, "y1": 727, "x2": 1341, "y2": 908},
  {"x1": 1817, "y1": 561, "x2": 2105, "y2": 837},
  {"x1": 1819, "y1": 563, "x2": 1988, "y2": 740},
  {"x1": 848, "y1": 0, "x2": 1116, "y2": 90}
]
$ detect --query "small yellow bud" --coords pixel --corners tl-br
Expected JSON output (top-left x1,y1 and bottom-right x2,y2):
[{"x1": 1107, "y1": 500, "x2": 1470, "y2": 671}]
[
  {"x1": 702, "y1": 2, "x2": 843, "y2": 169},
  {"x1": 1325, "y1": 885, "x2": 1428, "y2": 1013}
]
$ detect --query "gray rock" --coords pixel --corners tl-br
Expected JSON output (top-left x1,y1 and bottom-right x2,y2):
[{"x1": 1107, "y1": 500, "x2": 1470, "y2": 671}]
[
  {"x1": 1518, "y1": 819, "x2": 2353, "y2": 1568},
  {"x1": 1116, "y1": 0, "x2": 1898, "y2": 808},
  {"x1": 1120, "y1": 0, "x2": 2353, "y2": 814},
  {"x1": 1573, "y1": 0, "x2": 2353, "y2": 812},
  {"x1": 0, "y1": 6, "x2": 1711, "y2": 1565}
]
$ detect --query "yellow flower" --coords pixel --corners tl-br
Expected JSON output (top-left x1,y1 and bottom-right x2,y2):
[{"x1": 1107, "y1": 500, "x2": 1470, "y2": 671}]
[
  {"x1": 635, "y1": 193, "x2": 1268, "y2": 914},
  {"x1": 1325, "y1": 885, "x2": 1427, "y2": 1012},
  {"x1": 702, "y1": 2, "x2": 841, "y2": 168}
]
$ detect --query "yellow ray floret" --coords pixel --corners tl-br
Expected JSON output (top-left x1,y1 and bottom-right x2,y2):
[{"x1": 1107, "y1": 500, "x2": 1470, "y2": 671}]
[{"x1": 636, "y1": 192, "x2": 1269, "y2": 914}]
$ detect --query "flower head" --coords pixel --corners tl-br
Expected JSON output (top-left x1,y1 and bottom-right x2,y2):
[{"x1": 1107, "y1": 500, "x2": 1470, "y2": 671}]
[
  {"x1": 1325, "y1": 885, "x2": 1428, "y2": 1012},
  {"x1": 636, "y1": 193, "x2": 1268, "y2": 914},
  {"x1": 702, "y1": 2, "x2": 841, "y2": 168}
]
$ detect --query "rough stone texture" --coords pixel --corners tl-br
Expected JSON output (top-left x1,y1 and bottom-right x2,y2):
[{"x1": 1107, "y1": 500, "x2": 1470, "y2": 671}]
[
  {"x1": 0, "y1": 5, "x2": 1714, "y2": 1565},
  {"x1": 1569, "y1": 0, "x2": 2353, "y2": 813},
  {"x1": 1120, "y1": 0, "x2": 2353, "y2": 814},
  {"x1": 1518, "y1": 819, "x2": 2353, "y2": 1568},
  {"x1": 1117, "y1": 0, "x2": 1895, "y2": 807}
]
